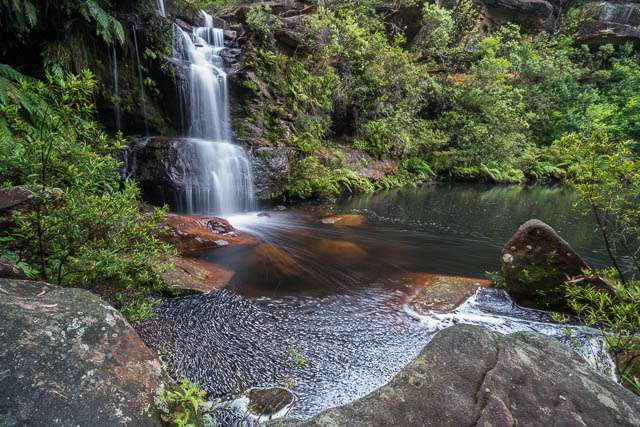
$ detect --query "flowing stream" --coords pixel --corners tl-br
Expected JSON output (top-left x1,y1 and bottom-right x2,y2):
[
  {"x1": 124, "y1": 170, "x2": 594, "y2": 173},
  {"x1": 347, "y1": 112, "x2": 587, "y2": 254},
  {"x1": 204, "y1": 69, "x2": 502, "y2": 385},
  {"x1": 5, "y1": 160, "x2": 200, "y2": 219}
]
[{"x1": 137, "y1": 184, "x2": 616, "y2": 425}]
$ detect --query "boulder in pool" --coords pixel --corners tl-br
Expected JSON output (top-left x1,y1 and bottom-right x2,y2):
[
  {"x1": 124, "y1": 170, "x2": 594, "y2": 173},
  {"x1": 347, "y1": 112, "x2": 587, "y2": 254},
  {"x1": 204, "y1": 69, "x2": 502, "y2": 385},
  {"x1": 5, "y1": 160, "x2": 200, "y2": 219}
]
[
  {"x1": 248, "y1": 387, "x2": 294, "y2": 416},
  {"x1": 0, "y1": 278, "x2": 163, "y2": 426},
  {"x1": 501, "y1": 219, "x2": 591, "y2": 310},
  {"x1": 409, "y1": 274, "x2": 492, "y2": 313},
  {"x1": 270, "y1": 324, "x2": 640, "y2": 426}
]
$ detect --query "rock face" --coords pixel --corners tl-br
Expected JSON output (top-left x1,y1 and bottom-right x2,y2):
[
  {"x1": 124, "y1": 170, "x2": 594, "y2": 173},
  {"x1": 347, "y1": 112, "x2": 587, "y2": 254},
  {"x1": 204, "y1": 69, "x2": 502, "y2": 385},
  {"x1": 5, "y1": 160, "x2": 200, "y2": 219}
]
[
  {"x1": 250, "y1": 146, "x2": 294, "y2": 199},
  {"x1": 121, "y1": 138, "x2": 206, "y2": 209},
  {"x1": 248, "y1": 387, "x2": 294, "y2": 416},
  {"x1": 409, "y1": 274, "x2": 492, "y2": 313},
  {"x1": 271, "y1": 324, "x2": 640, "y2": 426},
  {"x1": 0, "y1": 185, "x2": 34, "y2": 227},
  {"x1": 0, "y1": 257, "x2": 28, "y2": 280},
  {"x1": 0, "y1": 279, "x2": 163, "y2": 426},
  {"x1": 501, "y1": 219, "x2": 590, "y2": 309},
  {"x1": 578, "y1": 2, "x2": 640, "y2": 44}
]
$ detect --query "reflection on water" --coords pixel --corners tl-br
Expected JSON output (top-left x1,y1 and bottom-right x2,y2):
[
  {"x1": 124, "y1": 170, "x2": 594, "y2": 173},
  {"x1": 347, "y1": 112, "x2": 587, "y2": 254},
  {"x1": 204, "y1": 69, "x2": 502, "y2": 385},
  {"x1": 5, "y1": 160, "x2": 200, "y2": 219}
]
[{"x1": 137, "y1": 184, "x2": 613, "y2": 424}]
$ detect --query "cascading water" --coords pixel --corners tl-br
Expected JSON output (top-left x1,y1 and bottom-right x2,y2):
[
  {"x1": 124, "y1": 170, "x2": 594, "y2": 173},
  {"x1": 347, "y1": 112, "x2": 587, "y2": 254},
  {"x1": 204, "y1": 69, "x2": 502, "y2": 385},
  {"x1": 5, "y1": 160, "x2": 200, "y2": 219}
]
[
  {"x1": 156, "y1": 0, "x2": 166, "y2": 17},
  {"x1": 132, "y1": 28, "x2": 149, "y2": 136},
  {"x1": 162, "y1": 10, "x2": 254, "y2": 215},
  {"x1": 111, "y1": 45, "x2": 121, "y2": 133}
]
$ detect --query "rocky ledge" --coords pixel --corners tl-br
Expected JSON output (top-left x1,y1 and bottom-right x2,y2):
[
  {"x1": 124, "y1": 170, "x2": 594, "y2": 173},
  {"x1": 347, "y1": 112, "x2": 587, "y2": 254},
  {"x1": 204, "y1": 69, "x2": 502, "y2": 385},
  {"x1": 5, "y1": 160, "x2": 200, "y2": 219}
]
[
  {"x1": 271, "y1": 323, "x2": 640, "y2": 426},
  {"x1": 0, "y1": 279, "x2": 163, "y2": 426}
]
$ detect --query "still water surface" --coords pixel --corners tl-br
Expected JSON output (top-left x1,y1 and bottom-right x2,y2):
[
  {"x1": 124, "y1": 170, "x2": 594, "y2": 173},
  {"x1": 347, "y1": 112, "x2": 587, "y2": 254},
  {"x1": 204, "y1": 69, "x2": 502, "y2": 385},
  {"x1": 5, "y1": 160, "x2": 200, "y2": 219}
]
[{"x1": 138, "y1": 184, "x2": 612, "y2": 423}]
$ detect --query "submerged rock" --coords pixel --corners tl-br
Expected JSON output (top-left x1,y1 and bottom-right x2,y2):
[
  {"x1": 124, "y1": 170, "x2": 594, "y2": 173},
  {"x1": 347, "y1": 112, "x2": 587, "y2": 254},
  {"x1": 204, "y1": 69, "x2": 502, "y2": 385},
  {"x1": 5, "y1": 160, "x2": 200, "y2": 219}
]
[
  {"x1": 314, "y1": 239, "x2": 368, "y2": 263},
  {"x1": 0, "y1": 279, "x2": 162, "y2": 426},
  {"x1": 501, "y1": 219, "x2": 591, "y2": 309},
  {"x1": 409, "y1": 274, "x2": 492, "y2": 313},
  {"x1": 248, "y1": 387, "x2": 294, "y2": 416},
  {"x1": 271, "y1": 324, "x2": 640, "y2": 426},
  {"x1": 319, "y1": 214, "x2": 367, "y2": 227}
]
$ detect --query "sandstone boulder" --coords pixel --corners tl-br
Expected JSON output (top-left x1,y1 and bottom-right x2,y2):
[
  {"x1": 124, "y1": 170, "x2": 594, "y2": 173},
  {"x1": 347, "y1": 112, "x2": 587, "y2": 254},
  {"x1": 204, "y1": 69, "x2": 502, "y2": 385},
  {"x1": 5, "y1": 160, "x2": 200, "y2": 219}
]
[
  {"x1": 0, "y1": 279, "x2": 163, "y2": 426},
  {"x1": 271, "y1": 324, "x2": 640, "y2": 426},
  {"x1": 163, "y1": 256, "x2": 235, "y2": 293},
  {"x1": 248, "y1": 387, "x2": 294, "y2": 416},
  {"x1": 409, "y1": 274, "x2": 492, "y2": 313},
  {"x1": 0, "y1": 256, "x2": 28, "y2": 280},
  {"x1": 501, "y1": 219, "x2": 590, "y2": 309},
  {"x1": 162, "y1": 213, "x2": 259, "y2": 253}
]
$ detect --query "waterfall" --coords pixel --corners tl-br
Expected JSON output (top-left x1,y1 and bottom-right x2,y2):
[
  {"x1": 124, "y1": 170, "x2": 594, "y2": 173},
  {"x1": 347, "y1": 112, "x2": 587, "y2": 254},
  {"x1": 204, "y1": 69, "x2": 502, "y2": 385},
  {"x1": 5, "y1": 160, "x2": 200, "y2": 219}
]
[
  {"x1": 111, "y1": 45, "x2": 122, "y2": 133},
  {"x1": 167, "y1": 11, "x2": 254, "y2": 215},
  {"x1": 156, "y1": 0, "x2": 166, "y2": 17},
  {"x1": 172, "y1": 13, "x2": 231, "y2": 140},
  {"x1": 132, "y1": 28, "x2": 149, "y2": 136}
]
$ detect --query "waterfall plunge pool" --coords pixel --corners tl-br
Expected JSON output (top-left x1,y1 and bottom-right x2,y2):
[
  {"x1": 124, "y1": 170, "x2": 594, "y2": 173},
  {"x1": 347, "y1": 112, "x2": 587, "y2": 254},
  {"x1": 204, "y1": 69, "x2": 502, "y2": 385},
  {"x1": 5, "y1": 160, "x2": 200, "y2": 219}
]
[{"x1": 137, "y1": 184, "x2": 615, "y2": 424}]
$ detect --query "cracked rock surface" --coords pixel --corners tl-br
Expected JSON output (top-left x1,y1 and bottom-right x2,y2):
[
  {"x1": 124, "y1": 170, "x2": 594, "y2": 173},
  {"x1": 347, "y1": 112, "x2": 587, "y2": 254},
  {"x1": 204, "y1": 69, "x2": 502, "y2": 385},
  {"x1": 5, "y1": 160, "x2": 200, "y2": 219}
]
[
  {"x1": 0, "y1": 279, "x2": 162, "y2": 426},
  {"x1": 271, "y1": 324, "x2": 640, "y2": 426}
]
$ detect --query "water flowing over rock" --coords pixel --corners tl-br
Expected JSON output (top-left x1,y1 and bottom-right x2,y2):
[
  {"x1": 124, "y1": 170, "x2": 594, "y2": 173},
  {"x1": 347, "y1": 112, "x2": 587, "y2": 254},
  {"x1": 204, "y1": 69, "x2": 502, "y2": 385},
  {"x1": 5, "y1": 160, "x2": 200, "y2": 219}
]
[
  {"x1": 142, "y1": 8, "x2": 256, "y2": 215},
  {"x1": 270, "y1": 324, "x2": 640, "y2": 426},
  {"x1": 409, "y1": 274, "x2": 492, "y2": 312},
  {"x1": 122, "y1": 137, "x2": 253, "y2": 215},
  {"x1": 501, "y1": 219, "x2": 591, "y2": 309},
  {"x1": 0, "y1": 279, "x2": 163, "y2": 426}
]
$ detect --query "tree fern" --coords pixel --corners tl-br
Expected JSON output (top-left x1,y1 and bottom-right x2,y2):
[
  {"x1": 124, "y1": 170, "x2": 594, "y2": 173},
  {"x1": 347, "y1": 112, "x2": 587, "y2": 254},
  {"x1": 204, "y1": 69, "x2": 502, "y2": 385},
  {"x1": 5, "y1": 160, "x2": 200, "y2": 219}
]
[{"x1": 84, "y1": 0, "x2": 124, "y2": 45}]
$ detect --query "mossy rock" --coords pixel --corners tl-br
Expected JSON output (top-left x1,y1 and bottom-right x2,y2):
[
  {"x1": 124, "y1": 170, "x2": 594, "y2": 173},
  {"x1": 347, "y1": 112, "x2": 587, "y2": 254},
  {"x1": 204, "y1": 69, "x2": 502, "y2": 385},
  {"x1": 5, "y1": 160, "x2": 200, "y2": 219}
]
[{"x1": 501, "y1": 219, "x2": 591, "y2": 310}]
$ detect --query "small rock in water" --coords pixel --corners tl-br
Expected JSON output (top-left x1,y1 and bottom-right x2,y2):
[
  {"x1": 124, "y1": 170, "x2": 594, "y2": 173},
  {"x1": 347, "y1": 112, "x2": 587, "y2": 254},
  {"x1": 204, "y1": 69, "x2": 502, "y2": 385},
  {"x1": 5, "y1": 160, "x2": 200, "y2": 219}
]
[
  {"x1": 319, "y1": 214, "x2": 366, "y2": 227},
  {"x1": 274, "y1": 205, "x2": 287, "y2": 211},
  {"x1": 248, "y1": 387, "x2": 294, "y2": 416},
  {"x1": 258, "y1": 212, "x2": 272, "y2": 218},
  {"x1": 409, "y1": 274, "x2": 492, "y2": 313}
]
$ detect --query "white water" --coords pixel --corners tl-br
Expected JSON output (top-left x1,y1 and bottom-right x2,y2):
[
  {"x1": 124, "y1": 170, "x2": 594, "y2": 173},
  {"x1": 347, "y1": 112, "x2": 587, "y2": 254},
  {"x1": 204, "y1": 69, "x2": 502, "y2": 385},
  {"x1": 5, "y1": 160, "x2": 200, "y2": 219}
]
[
  {"x1": 156, "y1": 0, "x2": 166, "y2": 17},
  {"x1": 164, "y1": 10, "x2": 254, "y2": 215},
  {"x1": 111, "y1": 45, "x2": 121, "y2": 133},
  {"x1": 132, "y1": 28, "x2": 149, "y2": 136}
]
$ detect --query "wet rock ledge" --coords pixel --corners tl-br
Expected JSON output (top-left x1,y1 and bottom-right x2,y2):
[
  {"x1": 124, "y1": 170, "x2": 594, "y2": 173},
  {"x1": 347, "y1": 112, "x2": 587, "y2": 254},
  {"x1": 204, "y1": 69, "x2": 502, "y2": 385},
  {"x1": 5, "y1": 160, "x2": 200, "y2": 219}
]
[
  {"x1": 271, "y1": 324, "x2": 640, "y2": 427},
  {"x1": 0, "y1": 279, "x2": 162, "y2": 426}
]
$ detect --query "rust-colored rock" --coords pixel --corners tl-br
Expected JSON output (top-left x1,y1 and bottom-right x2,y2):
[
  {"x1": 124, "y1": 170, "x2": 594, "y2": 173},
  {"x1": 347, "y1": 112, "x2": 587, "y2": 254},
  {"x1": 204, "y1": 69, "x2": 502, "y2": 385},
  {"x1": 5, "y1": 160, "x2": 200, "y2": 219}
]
[
  {"x1": 163, "y1": 256, "x2": 234, "y2": 293},
  {"x1": 319, "y1": 214, "x2": 367, "y2": 227},
  {"x1": 314, "y1": 239, "x2": 367, "y2": 263},
  {"x1": 161, "y1": 213, "x2": 259, "y2": 253},
  {"x1": 245, "y1": 243, "x2": 302, "y2": 277},
  {"x1": 409, "y1": 274, "x2": 492, "y2": 313}
]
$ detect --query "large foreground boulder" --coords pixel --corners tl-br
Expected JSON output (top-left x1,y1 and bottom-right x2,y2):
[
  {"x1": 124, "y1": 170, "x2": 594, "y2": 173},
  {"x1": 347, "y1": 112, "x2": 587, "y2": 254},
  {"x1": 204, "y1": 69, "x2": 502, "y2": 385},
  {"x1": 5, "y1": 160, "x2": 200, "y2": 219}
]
[
  {"x1": 0, "y1": 279, "x2": 163, "y2": 426},
  {"x1": 501, "y1": 219, "x2": 590, "y2": 309},
  {"x1": 272, "y1": 324, "x2": 640, "y2": 426}
]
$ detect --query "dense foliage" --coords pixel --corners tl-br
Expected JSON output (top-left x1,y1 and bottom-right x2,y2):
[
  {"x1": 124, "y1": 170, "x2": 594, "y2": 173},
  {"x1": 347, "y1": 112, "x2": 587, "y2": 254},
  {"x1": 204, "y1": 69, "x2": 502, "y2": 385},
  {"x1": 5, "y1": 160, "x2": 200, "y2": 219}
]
[
  {"x1": 229, "y1": 0, "x2": 640, "y2": 199},
  {"x1": 557, "y1": 128, "x2": 640, "y2": 393},
  {"x1": 0, "y1": 67, "x2": 174, "y2": 292}
]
